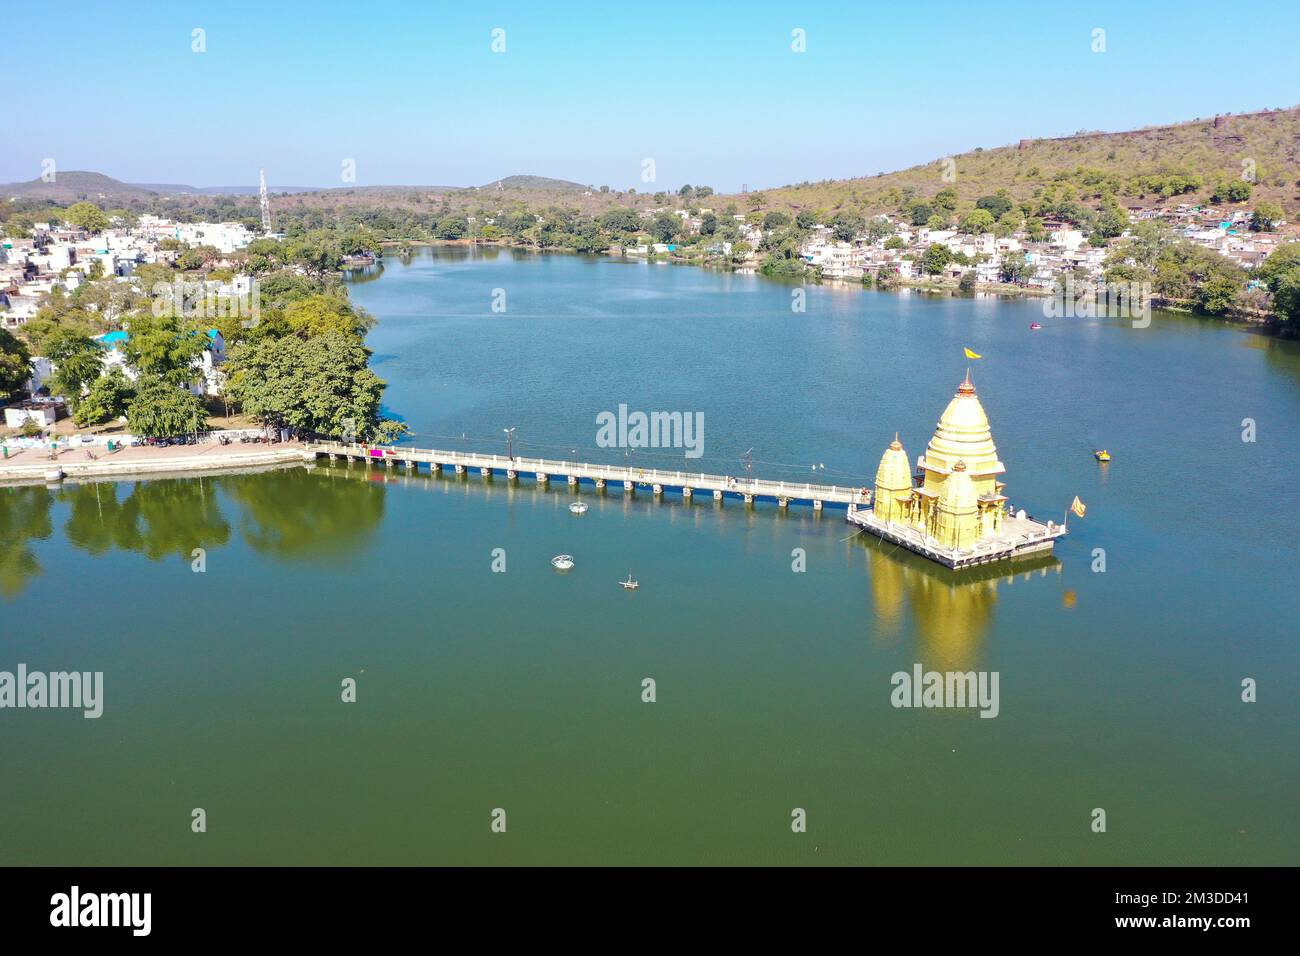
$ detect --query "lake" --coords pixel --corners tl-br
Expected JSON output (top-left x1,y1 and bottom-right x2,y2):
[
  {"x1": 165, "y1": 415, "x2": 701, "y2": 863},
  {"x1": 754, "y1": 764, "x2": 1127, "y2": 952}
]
[{"x1": 2, "y1": 245, "x2": 1297, "y2": 865}]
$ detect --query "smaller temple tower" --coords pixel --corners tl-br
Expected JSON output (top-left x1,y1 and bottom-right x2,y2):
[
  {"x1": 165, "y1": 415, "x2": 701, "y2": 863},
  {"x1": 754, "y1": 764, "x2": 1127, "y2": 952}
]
[{"x1": 873, "y1": 434, "x2": 912, "y2": 523}]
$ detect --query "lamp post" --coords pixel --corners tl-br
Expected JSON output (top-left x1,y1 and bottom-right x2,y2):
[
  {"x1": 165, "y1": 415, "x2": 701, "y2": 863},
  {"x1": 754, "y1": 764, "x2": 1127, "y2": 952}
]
[{"x1": 503, "y1": 426, "x2": 516, "y2": 462}]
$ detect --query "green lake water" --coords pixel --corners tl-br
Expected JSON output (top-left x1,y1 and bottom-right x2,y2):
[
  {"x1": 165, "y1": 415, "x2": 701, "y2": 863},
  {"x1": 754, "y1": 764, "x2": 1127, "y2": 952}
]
[{"x1": 2, "y1": 246, "x2": 1297, "y2": 865}]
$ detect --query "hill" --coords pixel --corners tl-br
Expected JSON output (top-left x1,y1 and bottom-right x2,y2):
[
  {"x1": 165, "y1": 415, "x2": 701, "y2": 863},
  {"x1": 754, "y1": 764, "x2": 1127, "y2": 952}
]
[
  {"x1": 729, "y1": 107, "x2": 1300, "y2": 219},
  {"x1": 480, "y1": 175, "x2": 588, "y2": 192},
  {"x1": 1, "y1": 171, "x2": 160, "y2": 201}
]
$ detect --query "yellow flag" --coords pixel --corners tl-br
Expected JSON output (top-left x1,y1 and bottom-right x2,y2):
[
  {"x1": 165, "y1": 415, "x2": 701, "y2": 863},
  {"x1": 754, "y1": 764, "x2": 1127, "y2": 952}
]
[
  {"x1": 964, "y1": 347, "x2": 982, "y2": 359},
  {"x1": 1070, "y1": 496, "x2": 1087, "y2": 518}
]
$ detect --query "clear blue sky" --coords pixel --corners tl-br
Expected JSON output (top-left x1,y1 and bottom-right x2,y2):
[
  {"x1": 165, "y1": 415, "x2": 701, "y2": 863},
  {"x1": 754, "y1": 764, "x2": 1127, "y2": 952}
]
[{"x1": 7, "y1": 0, "x2": 1298, "y2": 191}]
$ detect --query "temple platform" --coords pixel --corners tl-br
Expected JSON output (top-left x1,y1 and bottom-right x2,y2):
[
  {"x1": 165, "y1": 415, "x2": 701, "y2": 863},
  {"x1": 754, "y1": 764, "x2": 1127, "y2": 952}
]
[{"x1": 846, "y1": 505, "x2": 1066, "y2": 570}]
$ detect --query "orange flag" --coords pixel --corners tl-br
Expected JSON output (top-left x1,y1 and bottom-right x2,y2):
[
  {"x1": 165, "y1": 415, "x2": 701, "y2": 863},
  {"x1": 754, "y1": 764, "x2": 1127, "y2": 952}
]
[{"x1": 1070, "y1": 496, "x2": 1087, "y2": 518}]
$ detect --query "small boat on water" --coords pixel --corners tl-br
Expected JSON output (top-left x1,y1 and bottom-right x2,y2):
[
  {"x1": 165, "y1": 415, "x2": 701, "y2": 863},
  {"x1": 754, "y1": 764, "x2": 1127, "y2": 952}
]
[
  {"x1": 620, "y1": 574, "x2": 639, "y2": 590},
  {"x1": 568, "y1": 501, "x2": 588, "y2": 514},
  {"x1": 1029, "y1": 322, "x2": 1042, "y2": 330},
  {"x1": 1094, "y1": 449, "x2": 1111, "y2": 462},
  {"x1": 551, "y1": 554, "x2": 575, "y2": 571}
]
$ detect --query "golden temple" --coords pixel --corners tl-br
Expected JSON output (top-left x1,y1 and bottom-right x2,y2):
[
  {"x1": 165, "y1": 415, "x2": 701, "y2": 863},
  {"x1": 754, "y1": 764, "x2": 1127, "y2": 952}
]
[{"x1": 847, "y1": 374, "x2": 1065, "y2": 569}]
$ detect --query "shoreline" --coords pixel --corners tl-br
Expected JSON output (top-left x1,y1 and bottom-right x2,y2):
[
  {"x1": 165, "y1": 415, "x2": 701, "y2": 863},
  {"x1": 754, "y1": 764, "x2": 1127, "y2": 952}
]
[
  {"x1": 0, "y1": 442, "x2": 313, "y2": 485},
  {"x1": 377, "y1": 240, "x2": 1284, "y2": 330}
]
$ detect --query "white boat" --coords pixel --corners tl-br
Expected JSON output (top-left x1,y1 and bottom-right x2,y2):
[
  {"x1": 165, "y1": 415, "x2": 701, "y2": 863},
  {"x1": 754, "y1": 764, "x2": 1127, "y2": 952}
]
[
  {"x1": 620, "y1": 574, "x2": 639, "y2": 590},
  {"x1": 551, "y1": 554, "x2": 575, "y2": 571},
  {"x1": 568, "y1": 501, "x2": 588, "y2": 514}
]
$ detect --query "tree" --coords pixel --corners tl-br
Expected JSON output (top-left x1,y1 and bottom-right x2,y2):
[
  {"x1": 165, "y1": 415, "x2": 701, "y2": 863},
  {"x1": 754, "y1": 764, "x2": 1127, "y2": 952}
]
[
  {"x1": 126, "y1": 377, "x2": 208, "y2": 438},
  {"x1": 795, "y1": 210, "x2": 818, "y2": 230},
  {"x1": 1251, "y1": 201, "x2": 1284, "y2": 231},
  {"x1": 975, "y1": 193, "x2": 1014, "y2": 219},
  {"x1": 64, "y1": 202, "x2": 110, "y2": 234},
  {"x1": 999, "y1": 250, "x2": 1033, "y2": 284},
  {"x1": 958, "y1": 270, "x2": 977, "y2": 293},
  {"x1": 434, "y1": 216, "x2": 468, "y2": 239},
  {"x1": 225, "y1": 331, "x2": 395, "y2": 440},
  {"x1": 958, "y1": 209, "x2": 995, "y2": 234},
  {"x1": 909, "y1": 203, "x2": 933, "y2": 227},
  {"x1": 43, "y1": 329, "x2": 103, "y2": 404},
  {"x1": 650, "y1": 212, "x2": 680, "y2": 243},
  {"x1": 74, "y1": 368, "x2": 135, "y2": 427},
  {"x1": 1211, "y1": 178, "x2": 1252, "y2": 204},
  {"x1": 830, "y1": 213, "x2": 864, "y2": 242},
  {"x1": 699, "y1": 212, "x2": 718, "y2": 236},
  {"x1": 922, "y1": 243, "x2": 952, "y2": 275},
  {"x1": 0, "y1": 328, "x2": 31, "y2": 401},
  {"x1": 122, "y1": 312, "x2": 207, "y2": 385},
  {"x1": 283, "y1": 231, "x2": 343, "y2": 275},
  {"x1": 1256, "y1": 243, "x2": 1300, "y2": 328},
  {"x1": 281, "y1": 294, "x2": 374, "y2": 340},
  {"x1": 1194, "y1": 275, "x2": 1241, "y2": 315},
  {"x1": 932, "y1": 188, "x2": 959, "y2": 214},
  {"x1": 599, "y1": 209, "x2": 641, "y2": 234},
  {"x1": 762, "y1": 211, "x2": 791, "y2": 231}
]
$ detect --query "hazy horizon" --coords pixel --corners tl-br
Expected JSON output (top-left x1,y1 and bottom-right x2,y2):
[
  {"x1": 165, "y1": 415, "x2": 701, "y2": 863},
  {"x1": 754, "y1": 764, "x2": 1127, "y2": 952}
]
[{"x1": 6, "y1": 0, "x2": 1300, "y2": 192}]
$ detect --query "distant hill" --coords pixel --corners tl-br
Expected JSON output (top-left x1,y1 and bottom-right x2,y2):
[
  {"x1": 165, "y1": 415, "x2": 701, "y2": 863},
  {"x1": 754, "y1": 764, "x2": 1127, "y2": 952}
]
[
  {"x1": 480, "y1": 175, "x2": 589, "y2": 192},
  {"x1": 1, "y1": 171, "x2": 158, "y2": 201},
  {"x1": 0, "y1": 171, "x2": 329, "y2": 201},
  {"x1": 733, "y1": 106, "x2": 1300, "y2": 217}
]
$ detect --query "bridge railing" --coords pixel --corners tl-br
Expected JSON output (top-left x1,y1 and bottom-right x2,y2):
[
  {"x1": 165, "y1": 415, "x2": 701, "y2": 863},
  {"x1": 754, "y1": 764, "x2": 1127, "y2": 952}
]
[{"x1": 307, "y1": 440, "x2": 868, "y2": 501}]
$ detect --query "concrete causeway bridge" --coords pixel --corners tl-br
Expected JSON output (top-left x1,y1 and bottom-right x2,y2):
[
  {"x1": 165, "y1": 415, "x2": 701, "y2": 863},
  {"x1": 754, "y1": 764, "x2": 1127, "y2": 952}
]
[{"x1": 305, "y1": 440, "x2": 870, "y2": 510}]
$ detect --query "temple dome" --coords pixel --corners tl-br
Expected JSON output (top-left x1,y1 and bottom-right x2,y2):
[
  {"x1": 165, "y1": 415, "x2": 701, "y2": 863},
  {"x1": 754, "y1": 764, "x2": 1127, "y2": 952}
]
[
  {"x1": 875, "y1": 435, "x2": 912, "y2": 491},
  {"x1": 923, "y1": 373, "x2": 1005, "y2": 477},
  {"x1": 940, "y1": 461, "x2": 978, "y2": 511}
]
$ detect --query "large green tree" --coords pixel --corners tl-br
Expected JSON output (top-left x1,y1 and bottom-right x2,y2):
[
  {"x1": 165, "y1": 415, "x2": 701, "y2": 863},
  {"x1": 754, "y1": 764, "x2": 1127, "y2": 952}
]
[
  {"x1": 226, "y1": 331, "x2": 401, "y2": 440},
  {"x1": 74, "y1": 368, "x2": 136, "y2": 427},
  {"x1": 0, "y1": 328, "x2": 32, "y2": 401},
  {"x1": 64, "y1": 201, "x2": 110, "y2": 233},
  {"x1": 42, "y1": 329, "x2": 103, "y2": 404},
  {"x1": 126, "y1": 377, "x2": 208, "y2": 438}
]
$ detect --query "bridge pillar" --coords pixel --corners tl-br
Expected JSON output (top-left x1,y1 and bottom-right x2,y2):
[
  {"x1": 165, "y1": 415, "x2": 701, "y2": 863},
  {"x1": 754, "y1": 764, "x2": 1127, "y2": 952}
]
[
  {"x1": 454, "y1": 464, "x2": 466, "y2": 475},
  {"x1": 652, "y1": 483, "x2": 663, "y2": 496},
  {"x1": 743, "y1": 493, "x2": 754, "y2": 505},
  {"x1": 778, "y1": 496, "x2": 790, "y2": 509},
  {"x1": 480, "y1": 466, "x2": 490, "y2": 477},
  {"x1": 431, "y1": 462, "x2": 442, "y2": 473},
  {"x1": 713, "y1": 489, "x2": 723, "y2": 501},
  {"x1": 567, "y1": 474, "x2": 578, "y2": 486},
  {"x1": 682, "y1": 487, "x2": 693, "y2": 500},
  {"x1": 813, "y1": 499, "x2": 823, "y2": 511},
  {"x1": 537, "y1": 473, "x2": 548, "y2": 484},
  {"x1": 507, "y1": 469, "x2": 517, "y2": 481},
  {"x1": 594, "y1": 478, "x2": 606, "y2": 490},
  {"x1": 405, "y1": 459, "x2": 414, "y2": 470},
  {"x1": 385, "y1": 457, "x2": 394, "y2": 469},
  {"x1": 623, "y1": 480, "x2": 634, "y2": 493},
  {"x1": 328, "y1": 453, "x2": 337, "y2": 462}
]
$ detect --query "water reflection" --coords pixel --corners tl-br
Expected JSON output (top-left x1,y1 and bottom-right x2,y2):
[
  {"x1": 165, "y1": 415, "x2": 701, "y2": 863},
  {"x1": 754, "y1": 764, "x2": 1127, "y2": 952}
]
[
  {"x1": 221, "y1": 468, "x2": 385, "y2": 559},
  {"x1": 0, "y1": 466, "x2": 387, "y2": 598},
  {"x1": 0, "y1": 486, "x2": 53, "y2": 597},
  {"x1": 861, "y1": 535, "x2": 1060, "y2": 669}
]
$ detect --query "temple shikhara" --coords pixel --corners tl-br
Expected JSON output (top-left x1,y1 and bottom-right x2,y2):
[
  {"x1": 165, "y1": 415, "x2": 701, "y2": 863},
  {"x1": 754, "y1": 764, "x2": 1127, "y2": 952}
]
[{"x1": 847, "y1": 373, "x2": 1066, "y2": 569}]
